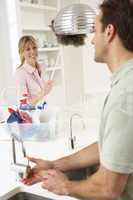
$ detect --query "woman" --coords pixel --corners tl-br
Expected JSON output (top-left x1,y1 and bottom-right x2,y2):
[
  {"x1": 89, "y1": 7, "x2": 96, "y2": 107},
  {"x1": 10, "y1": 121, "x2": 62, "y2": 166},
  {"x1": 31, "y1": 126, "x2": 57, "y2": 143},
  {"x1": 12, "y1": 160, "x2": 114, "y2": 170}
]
[{"x1": 15, "y1": 35, "x2": 53, "y2": 106}]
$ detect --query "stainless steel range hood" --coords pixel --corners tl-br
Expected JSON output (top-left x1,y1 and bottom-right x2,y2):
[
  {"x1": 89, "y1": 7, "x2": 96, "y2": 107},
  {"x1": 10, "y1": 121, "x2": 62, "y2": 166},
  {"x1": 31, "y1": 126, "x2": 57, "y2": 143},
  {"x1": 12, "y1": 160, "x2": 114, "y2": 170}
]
[{"x1": 53, "y1": 4, "x2": 96, "y2": 35}]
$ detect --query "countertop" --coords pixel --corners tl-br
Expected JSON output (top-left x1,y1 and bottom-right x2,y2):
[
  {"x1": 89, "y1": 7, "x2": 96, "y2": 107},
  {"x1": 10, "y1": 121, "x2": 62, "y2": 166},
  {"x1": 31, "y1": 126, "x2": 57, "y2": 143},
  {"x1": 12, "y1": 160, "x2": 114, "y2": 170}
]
[{"x1": 0, "y1": 128, "x2": 98, "y2": 200}]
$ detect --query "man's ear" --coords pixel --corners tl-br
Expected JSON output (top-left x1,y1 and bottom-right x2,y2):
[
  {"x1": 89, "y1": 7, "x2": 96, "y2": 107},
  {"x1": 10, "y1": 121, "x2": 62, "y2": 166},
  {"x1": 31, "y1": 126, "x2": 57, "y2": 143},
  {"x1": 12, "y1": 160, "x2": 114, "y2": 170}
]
[{"x1": 105, "y1": 24, "x2": 116, "y2": 43}]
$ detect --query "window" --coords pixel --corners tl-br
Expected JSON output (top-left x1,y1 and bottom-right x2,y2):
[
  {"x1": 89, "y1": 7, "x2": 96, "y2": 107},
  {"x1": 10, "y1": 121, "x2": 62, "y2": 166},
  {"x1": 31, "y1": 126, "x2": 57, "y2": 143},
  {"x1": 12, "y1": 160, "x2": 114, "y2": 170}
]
[{"x1": 6, "y1": 0, "x2": 20, "y2": 71}]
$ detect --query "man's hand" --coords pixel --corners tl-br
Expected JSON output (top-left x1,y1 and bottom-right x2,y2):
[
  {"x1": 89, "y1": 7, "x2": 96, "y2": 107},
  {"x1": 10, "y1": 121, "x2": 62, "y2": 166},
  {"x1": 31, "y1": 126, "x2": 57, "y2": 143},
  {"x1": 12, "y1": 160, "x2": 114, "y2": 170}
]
[
  {"x1": 41, "y1": 166, "x2": 129, "y2": 200},
  {"x1": 22, "y1": 157, "x2": 53, "y2": 185},
  {"x1": 42, "y1": 169, "x2": 70, "y2": 195}
]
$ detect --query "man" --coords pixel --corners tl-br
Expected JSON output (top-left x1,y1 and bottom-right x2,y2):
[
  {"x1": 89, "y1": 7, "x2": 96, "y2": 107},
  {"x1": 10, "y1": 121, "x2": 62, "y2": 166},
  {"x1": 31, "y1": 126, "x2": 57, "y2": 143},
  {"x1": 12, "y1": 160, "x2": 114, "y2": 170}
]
[{"x1": 23, "y1": 0, "x2": 133, "y2": 199}]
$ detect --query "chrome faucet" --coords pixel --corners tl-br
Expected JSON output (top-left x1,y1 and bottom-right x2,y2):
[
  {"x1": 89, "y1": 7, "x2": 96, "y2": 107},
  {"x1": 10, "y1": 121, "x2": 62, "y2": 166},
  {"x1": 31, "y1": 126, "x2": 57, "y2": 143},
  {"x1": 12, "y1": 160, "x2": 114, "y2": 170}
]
[
  {"x1": 70, "y1": 113, "x2": 85, "y2": 149},
  {"x1": 11, "y1": 134, "x2": 29, "y2": 180}
]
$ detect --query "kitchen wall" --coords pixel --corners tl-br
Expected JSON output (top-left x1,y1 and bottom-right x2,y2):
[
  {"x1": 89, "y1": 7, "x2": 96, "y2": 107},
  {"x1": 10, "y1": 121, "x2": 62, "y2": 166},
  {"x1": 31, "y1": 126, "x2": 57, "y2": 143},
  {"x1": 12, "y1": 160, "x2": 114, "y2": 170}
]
[
  {"x1": 0, "y1": 1, "x2": 14, "y2": 92},
  {"x1": 61, "y1": 0, "x2": 110, "y2": 105},
  {"x1": 0, "y1": 0, "x2": 21, "y2": 105}
]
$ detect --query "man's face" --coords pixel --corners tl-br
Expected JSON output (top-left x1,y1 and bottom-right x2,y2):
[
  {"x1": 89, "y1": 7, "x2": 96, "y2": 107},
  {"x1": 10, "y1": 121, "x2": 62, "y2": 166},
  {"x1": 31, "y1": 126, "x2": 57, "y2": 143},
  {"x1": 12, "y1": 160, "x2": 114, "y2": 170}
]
[{"x1": 91, "y1": 11, "x2": 107, "y2": 63}]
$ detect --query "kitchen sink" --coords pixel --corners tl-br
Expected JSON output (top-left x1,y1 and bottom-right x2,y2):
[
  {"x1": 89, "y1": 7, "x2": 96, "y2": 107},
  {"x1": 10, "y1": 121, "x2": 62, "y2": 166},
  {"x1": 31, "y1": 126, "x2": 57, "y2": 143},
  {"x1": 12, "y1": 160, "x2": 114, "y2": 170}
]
[
  {"x1": 7, "y1": 192, "x2": 55, "y2": 200},
  {"x1": 7, "y1": 166, "x2": 99, "y2": 200},
  {"x1": 66, "y1": 168, "x2": 87, "y2": 180},
  {"x1": 65, "y1": 164, "x2": 99, "y2": 180}
]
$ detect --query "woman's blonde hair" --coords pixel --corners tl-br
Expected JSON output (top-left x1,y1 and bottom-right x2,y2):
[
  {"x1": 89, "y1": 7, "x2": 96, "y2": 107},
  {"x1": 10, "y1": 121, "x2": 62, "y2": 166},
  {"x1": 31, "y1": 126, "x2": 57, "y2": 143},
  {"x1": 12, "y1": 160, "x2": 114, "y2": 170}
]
[{"x1": 18, "y1": 35, "x2": 38, "y2": 67}]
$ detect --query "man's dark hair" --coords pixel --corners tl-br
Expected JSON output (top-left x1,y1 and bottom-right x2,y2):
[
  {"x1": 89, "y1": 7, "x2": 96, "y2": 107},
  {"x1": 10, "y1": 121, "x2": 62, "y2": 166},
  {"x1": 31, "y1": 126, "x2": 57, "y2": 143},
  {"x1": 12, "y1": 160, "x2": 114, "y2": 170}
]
[
  {"x1": 50, "y1": 20, "x2": 86, "y2": 47},
  {"x1": 55, "y1": 34, "x2": 86, "y2": 47},
  {"x1": 100, "y1": 0, "x2": 133, "y2": 52}
]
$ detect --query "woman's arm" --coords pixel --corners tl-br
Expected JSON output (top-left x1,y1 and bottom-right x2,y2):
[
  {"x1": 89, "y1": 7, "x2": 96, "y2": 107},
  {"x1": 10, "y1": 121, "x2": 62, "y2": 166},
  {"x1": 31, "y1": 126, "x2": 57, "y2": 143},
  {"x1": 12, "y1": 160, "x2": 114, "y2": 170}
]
[
  {"x1": 15, "y1": 69, "x2": 29, "y2": 103},
  {"x1": 28, "y1": 63, "x2": 53, "y2": 105},
  {"x1": 15, "y1": 67, "x2": 53, "y2": 105},
  {"x1": 28, "y1": 80, "x2": 53, "y2": 105}
]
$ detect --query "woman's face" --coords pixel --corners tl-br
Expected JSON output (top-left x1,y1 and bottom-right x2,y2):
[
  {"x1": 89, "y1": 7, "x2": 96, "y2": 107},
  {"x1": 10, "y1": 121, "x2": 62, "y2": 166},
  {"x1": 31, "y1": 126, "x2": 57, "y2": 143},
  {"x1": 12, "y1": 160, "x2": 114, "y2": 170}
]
[{"x1": 23, "y1": 42, "x2": 38, "y2": 66}]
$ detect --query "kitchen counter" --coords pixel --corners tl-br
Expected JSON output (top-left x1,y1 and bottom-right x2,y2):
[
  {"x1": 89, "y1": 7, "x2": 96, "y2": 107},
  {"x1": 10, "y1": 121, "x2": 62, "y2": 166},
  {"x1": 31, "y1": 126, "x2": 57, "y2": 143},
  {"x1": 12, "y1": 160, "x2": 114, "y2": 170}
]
[
  {"x1": 0, "y1": 129, "x2": 98, "y2": 200},
  {"x1": 0, "y1": 182, "x2": 78, "y2": 200}
]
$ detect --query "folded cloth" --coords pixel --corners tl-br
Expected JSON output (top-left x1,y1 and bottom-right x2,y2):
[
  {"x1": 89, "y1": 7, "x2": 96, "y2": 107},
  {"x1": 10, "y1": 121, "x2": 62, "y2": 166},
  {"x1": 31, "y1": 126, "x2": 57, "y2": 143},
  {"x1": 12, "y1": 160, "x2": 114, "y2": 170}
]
[
  {"x1": 7, "y1": 111, "x2": 22, "y2": 124},
  {"x1": 18, "y1": 110, "x2": 32, "y2": 123},
  {"x1": 7, "y1": 109, "x2": 32, "y2": 124}
]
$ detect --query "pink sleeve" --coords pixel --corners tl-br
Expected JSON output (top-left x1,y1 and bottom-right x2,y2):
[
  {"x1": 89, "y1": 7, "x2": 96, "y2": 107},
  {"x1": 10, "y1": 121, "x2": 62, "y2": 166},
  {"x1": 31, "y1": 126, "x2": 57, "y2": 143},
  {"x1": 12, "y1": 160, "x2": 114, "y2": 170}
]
[
  {"x1": 39, "y1": 63, "x2": 45, "y2": 80},
  {"x1": 15, "y1": 69, "x2": 29, "y2": 102}
]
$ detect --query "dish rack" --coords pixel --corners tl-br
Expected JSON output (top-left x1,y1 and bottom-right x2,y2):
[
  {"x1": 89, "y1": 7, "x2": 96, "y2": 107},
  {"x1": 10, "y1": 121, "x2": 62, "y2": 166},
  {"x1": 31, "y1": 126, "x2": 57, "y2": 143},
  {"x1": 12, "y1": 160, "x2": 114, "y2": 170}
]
[{"x1": 0, "y1": 106, "x2": 58, "y2": 141}]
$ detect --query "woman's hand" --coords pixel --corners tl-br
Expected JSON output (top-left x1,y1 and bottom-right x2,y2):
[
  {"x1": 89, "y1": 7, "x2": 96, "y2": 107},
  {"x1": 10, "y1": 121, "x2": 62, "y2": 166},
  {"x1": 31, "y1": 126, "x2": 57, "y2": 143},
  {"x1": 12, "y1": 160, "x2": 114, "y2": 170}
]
[
  {"x1": 43, "y1": 80, "x2": 53, "y2": 96},
  {"x1": 28, "y1": 80, "x2": 53, "y2": 105},
  {"x1": 22, "y1": 157, "x2": 53, "y2": 185}
]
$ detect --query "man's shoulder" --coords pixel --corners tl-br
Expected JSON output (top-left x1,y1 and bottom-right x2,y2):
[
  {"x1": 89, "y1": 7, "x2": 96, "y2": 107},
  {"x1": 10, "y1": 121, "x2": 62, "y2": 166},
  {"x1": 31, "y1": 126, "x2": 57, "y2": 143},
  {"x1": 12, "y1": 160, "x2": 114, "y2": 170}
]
[{"x1": 119, "y1": 68, "x2": 133, "y2": 90}]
